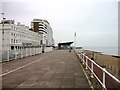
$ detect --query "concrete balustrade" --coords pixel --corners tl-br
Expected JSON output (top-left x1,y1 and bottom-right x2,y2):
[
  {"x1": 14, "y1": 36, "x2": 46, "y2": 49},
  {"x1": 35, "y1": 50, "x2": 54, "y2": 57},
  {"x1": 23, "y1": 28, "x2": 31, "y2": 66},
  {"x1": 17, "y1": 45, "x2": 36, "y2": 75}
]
[{"x1": 1, "y1": 47, "x2": 53, "y2": 62}]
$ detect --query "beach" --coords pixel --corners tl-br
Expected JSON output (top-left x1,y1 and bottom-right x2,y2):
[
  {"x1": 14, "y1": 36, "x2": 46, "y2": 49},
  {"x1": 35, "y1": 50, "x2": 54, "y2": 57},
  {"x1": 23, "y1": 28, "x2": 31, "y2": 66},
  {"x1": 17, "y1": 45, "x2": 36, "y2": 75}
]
[{"x1": 83, "y1": 50, "x2": 120, "y2": 79}]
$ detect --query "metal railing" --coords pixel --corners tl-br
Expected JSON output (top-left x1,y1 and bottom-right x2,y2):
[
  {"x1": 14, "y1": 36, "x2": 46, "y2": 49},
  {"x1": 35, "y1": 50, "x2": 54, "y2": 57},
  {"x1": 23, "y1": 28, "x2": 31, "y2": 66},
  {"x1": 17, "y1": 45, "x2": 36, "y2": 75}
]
[{"x1": 75, "y1": 49, "x2": 120, "y2": 90}]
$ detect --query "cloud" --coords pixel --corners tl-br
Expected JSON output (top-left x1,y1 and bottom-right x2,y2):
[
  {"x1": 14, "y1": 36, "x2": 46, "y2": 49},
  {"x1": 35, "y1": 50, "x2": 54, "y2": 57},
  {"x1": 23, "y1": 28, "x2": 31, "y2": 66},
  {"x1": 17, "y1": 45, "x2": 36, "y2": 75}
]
[{"x1": 1, "y1": 0, "x2": 118, "y2": 47}]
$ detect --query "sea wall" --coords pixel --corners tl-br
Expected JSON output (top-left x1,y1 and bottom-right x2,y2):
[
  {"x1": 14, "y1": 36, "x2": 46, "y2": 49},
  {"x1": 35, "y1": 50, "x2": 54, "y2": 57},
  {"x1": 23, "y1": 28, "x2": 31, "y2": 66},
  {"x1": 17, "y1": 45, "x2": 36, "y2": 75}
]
[{"x1": 83, "y1": 50, "x2": 120, "y2": 79}]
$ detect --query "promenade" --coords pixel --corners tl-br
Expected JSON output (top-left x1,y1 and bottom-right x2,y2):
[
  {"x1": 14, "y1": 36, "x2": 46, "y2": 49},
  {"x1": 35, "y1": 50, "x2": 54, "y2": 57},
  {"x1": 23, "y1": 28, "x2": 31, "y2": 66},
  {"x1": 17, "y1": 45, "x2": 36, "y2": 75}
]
[{"x1": 1, "y1": 50, "x2": 90, "y2": 89}]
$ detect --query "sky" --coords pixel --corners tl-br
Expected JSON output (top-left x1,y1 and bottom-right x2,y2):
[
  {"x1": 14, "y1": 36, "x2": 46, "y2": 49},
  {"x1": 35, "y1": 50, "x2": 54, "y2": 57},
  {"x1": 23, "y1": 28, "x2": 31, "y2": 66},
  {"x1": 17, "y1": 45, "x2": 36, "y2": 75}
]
[{"x1": 0, "y1": 0, "x2": 119, "y2": 47}]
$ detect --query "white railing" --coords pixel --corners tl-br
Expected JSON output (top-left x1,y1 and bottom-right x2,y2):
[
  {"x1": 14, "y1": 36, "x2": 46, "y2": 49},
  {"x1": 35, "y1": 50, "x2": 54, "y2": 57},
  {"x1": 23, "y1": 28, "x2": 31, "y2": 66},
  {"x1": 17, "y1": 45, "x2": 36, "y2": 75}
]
[
  {"x1": 75, "y1": 49, "x2": 120, "y2": 90},
  {"x1": 1, "y1": 46, "x2": 53, "y2": 62}
]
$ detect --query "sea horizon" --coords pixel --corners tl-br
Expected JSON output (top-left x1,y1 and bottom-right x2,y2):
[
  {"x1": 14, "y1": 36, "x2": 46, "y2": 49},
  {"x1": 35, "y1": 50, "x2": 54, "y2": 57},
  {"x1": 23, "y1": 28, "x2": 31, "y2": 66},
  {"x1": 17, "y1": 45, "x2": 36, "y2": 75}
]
[{"x1": 82, "y1": 46, "x2": 119, "y2": 56}]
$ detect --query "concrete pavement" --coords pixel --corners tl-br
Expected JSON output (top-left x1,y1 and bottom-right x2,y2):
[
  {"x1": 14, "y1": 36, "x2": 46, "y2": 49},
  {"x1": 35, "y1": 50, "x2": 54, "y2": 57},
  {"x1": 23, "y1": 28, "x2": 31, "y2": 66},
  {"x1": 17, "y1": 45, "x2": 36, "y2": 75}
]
[{"x1": 2, "y1": 50, "x2": 91, "y2": 89}]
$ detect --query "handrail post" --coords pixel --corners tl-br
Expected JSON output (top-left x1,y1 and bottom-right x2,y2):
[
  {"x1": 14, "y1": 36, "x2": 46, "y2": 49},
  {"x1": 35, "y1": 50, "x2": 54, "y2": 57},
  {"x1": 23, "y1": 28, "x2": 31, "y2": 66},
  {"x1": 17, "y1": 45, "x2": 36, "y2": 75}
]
[
  {"x1": 82, "y1": 54, "x2": 84, "y2": 65},
  {"x1": 91, "y1": 60, "x2": 94, "y2": 78},
  {"x1": 80, "y1": 52, "x2": 82, "y2": 60},
  {"x1": 102, "y1": 68, "x2": 106, "y2": 90},
  {"x1": 86, "y1": 57, "x2": 88, "y2": 69}
]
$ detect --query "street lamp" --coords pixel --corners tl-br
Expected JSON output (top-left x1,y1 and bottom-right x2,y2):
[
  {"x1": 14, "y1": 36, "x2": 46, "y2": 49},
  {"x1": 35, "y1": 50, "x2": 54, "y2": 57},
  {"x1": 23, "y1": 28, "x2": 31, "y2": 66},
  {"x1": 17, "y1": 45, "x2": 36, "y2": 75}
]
[
  {"x1": 74, "y1": 32, "x2": 76, "y2": 49},
  {"x1": 1, "y1": 13, "x2": 6, "y2": 61}
]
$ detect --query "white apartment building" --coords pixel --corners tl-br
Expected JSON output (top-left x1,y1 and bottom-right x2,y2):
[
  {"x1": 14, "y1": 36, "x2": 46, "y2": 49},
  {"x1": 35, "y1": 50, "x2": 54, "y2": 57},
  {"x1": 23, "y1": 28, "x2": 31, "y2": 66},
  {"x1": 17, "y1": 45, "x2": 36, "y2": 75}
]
[
  {"x1": 31, "y1": 19, "x2": 54, "y2": 47},
  {"x1": 0, "y1": 19, "x2": 54, "y2": 62},
  {"x1": 0, "y1": 20, "x2": 41, "y2": 51},
  {"x1": 44, "y1": 20, "x2": 54, "y2": 46}
]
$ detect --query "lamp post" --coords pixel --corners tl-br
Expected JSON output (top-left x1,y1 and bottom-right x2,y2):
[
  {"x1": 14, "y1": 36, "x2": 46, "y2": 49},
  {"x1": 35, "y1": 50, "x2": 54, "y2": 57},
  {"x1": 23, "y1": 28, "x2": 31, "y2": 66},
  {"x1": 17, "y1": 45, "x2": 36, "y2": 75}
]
[
  {"x1": 74, "y1": 32, "x2": 76, "y2": 49},
  {"x1": 1, "y1": 13, "x2": 6, "y2": 61}
]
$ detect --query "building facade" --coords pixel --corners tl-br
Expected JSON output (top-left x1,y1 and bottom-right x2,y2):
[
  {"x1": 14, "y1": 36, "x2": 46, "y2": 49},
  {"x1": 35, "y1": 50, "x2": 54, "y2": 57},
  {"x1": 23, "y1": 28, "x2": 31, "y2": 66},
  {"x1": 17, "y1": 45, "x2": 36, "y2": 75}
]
[
  {"x1": 0, "y1": 19, "x2": 54, "y2": 62},
  {"x1": 0, "y1": 20, "x2": 41, "y2": 51},
  {"x1": 31, "y1": 19, "x2": 54, "y2": 47}
]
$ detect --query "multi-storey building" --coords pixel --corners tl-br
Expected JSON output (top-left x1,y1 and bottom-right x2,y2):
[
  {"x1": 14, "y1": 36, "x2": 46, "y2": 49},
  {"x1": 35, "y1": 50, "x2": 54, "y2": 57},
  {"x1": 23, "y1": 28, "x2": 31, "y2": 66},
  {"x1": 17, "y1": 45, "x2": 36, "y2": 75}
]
[
  {"x1": 31, "y1": 19, "x2": 54, "y2": 46},
  {"x1": 44, "y1": 20, "x2": 54, "y2": 46},
  {"x1": 0, "y1": 20, "x2": 41, "y2": 51},
  {"x1": 0, "y1": 19, "x2": 54, "y2": 62}
]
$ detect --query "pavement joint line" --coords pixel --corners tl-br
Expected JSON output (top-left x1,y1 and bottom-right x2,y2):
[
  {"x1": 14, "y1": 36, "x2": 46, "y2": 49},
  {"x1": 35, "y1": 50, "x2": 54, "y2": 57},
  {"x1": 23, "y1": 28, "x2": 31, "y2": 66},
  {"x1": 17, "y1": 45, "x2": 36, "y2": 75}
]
[{"x1": 0, "y1": 53, "x2": 55, "y2": 77}]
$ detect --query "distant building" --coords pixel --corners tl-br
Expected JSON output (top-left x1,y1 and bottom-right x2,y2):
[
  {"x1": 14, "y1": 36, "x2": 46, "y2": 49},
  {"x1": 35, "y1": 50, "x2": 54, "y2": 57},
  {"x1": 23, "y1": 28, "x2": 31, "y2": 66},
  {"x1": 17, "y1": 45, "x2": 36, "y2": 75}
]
[
  {"x1": 31, "y1": 19, "x2": 54, "y2": 47},
  {"x1": 58, "y1": 42, "x2": 73, "y2": 49}
]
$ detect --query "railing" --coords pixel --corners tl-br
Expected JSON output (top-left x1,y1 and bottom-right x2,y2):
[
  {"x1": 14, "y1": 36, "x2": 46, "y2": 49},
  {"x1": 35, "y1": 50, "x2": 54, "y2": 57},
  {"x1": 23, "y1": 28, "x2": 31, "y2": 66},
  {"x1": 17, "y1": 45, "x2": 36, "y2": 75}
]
[
  {"x1": 0, "y1": 47, "x2": 53, "y2": 62},
  {"x1": 75, "y1": 49, "x2": 120, "y2": 90}
]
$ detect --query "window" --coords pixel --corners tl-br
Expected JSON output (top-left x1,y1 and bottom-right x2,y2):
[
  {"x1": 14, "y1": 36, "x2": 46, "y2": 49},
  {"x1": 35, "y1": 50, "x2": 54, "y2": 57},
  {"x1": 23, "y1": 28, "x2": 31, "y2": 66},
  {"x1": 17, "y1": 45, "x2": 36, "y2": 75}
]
[
  {"x1": 11, "y1": 39, "x2": 13, "y2": 43},
  {"x1": 11, "y1": 46, "x2": 14, "y2": 50},
  {"x1": 14, "y1": 39, "x2": 15, "y2": 43},
  {"x1": 39, "y1": 24, "x2": 44, "y2": 26},
  {"x1": 40, "y1": 40, "x2": 43, "y2": 44},
  {"x1": 11, "y1": 32, "x2": 13, "y2": 36},
  {"x1": 40, "y1": 27, "x2": 44, "y2": 29}
]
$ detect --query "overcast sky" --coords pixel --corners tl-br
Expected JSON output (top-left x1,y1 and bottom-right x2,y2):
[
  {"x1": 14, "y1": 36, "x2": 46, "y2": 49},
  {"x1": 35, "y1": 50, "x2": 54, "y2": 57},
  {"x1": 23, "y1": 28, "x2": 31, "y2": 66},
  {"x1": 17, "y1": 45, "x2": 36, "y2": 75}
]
[{"x1": 1, "y1": 0, "x2": 119, "y2": 47}]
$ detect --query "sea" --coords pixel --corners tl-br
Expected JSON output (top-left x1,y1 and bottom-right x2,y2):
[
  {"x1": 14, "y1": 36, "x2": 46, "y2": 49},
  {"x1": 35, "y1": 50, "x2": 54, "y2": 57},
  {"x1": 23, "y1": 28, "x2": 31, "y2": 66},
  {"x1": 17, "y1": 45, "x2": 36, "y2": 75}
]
[{"x1": 83, "y1": 46, "x2": 119, "y2": 56}]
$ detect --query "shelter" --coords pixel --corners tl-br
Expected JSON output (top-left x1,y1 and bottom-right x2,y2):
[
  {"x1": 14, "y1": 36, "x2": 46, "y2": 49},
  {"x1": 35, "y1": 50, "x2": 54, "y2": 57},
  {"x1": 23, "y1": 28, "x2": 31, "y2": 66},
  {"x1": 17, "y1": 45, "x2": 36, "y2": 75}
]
[{"x1": 58, "y1": 42, "x2": 73, "y2": 49}]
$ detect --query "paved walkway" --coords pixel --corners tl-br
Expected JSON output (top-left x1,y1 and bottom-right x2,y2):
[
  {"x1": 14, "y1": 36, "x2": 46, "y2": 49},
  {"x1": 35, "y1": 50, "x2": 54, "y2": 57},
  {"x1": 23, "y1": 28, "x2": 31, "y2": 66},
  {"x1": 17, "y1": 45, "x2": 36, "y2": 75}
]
[{"x1": 2, "y1": 50, "x2": 91, "y2": 89}]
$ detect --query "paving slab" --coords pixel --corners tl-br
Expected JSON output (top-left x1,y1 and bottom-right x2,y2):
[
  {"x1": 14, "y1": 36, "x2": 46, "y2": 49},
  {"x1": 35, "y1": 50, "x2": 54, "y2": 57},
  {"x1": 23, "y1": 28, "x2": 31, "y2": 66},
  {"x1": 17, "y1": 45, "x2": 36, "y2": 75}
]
[{"x1": 2, "y1": 50, "x2": 91, "y2": 89}]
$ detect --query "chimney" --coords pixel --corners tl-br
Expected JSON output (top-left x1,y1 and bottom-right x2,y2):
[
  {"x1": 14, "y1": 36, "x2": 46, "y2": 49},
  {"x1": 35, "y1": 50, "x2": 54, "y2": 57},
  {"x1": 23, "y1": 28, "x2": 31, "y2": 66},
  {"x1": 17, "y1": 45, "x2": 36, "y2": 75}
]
[{"x1": 17, "y1": 22, "x2": 20, "y2": 26}]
